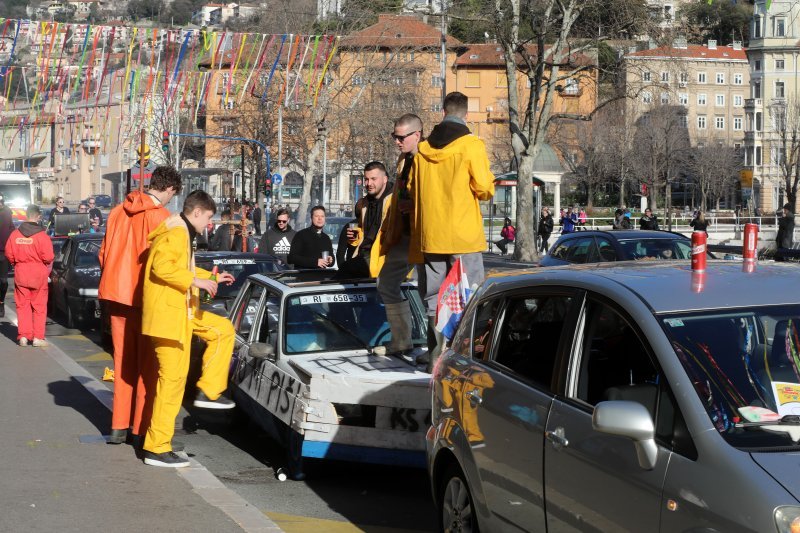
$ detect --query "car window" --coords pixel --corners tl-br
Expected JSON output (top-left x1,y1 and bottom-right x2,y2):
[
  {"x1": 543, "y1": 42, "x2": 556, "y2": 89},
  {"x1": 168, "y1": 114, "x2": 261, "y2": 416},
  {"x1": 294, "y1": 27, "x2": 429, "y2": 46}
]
[
  {"x1": 57, "y1": 240, "x2": 71, "y2": 264},
  {"x1": 75, "y1": 240, "x2": 101, "y2": 268},
  {"x1": 233, "y1": 283, "x2": 265, "y2": 340},
  {"x1": 471, "y1": 298, "x2": 501, "y2": 359},
  {"x1": 196, "y1": 259, "x2": 280, "y2": 298},
  {"x1": 673, "y1": 240, "x2": 691, "y2": 259},
  {"x1": 595, "y1": 237, "x2": 616, "y2": 262},
  {"x1": 565, "y1": 237, "x2": 597, "y2": 264},
  {"x1": 492, "y1": 295, "x2": 573, "y2": 390},
  {"x1": 618, "y1": 238, "x2": 690, "y2": 260},
  {"x1": 255, "y1": 292, "x2": 280, "y2": 349},
  {"x1": 549, "y1": 241, "x2": 570, "y2": 260}
]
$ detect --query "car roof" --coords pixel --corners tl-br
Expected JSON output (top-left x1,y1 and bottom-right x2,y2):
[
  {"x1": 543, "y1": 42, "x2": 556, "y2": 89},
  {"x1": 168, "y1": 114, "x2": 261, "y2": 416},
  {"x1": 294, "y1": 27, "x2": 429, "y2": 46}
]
[
  {"x1": 66, "y1": 233, "x2": 104, "y2": 241},
  {"x1": 249, "y1": 270, "x2": 408, "y2": 293},
  {"x1": 483, "y1": 261, "x2": 800, "y2": 314},
  {"x1": 558, "y1": 230, "x2": 687, "y2": 241},
  {"x1": 195, "y1": 251, "x2": 277, "y2": 261}
]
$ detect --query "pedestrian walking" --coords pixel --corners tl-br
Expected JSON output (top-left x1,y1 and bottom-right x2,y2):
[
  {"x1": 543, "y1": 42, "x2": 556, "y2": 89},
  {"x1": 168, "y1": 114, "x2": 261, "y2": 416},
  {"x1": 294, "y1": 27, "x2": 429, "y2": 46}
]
[
  {"x1": 561, "y1": 207, "x2": 577, "y2": 233},
  {"x1": 578, "y1": 208, "x2": 587, "y2": 230},
  {"x1": 337, "y1": 161, "x2": 393, "y2": 279},
  {"x1": 408, "y1": 92, "x2": 495, "y2": 369},
  {"x1": 98, "y1": 165, "x2": 181, "y2": 445},
  {"x1": 690, "y1": 211, "x2": 709, "y2": 235},
  {"x1": 378, "y1": 113, "x2": 424, "y2": 359},
  {"x1": 776, "y1": 203, "x2": 795, "y2": 261},
  {"x1": 141, "y1": 191, "x2": 237, "y2": 468},
  {"x1": 288, "y1": 206, "x2": 334, "y2": 269},
  {"x1": 0, "y1": 194, "x2": 15, "y2": 317},
  {"x1": 494, "y1": 218, "x2": 515, "y2": 255},
  {"x1": 538, "y1": 207, "x2": 554, "y2": 253},
  {"x1": 259, "y1": 207, "x2": 296, "y2": 265},
  {"x1": 639, "y1": 208, "x2": 660, "y2": 230},
  {"x1": 5, "y1": 205, "x2": 53, "y2": 347},
  {"x1": 252, "y1": 204, "x2": 262, "y2": 235}
]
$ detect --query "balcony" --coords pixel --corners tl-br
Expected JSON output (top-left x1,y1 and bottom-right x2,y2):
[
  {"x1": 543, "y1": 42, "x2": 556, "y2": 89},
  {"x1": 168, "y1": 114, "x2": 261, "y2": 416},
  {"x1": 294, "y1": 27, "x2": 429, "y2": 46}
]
[{"x1": 744, "y1": 98, "x2": 762, "y2": 110}]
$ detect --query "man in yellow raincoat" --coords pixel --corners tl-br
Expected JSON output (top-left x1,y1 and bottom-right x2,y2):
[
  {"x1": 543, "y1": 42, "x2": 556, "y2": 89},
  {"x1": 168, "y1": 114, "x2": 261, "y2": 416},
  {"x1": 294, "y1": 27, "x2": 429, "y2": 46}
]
[{"x1": 141, "y1": 191, "x2": 236, "y2": 468}]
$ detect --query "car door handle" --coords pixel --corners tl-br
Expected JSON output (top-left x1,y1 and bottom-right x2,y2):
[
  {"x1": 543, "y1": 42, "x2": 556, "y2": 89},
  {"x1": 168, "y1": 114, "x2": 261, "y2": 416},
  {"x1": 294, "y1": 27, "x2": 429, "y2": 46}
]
[
  {"x1": 465, "y1": 389, "x2": 483, "y2": 407},
  {"x1": 545, "y1": 427, "x2": 569, "y2": 449}
]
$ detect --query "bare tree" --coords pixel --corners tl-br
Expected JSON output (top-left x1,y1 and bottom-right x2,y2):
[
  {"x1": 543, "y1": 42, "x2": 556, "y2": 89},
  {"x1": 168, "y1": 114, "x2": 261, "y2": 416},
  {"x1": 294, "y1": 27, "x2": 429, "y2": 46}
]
[
  {"x1": 687, "y1": 139, "x2": 742, "y2": 211},
  {"x1": 772, "y1": 98, "x2": 800, "y2": 210}
]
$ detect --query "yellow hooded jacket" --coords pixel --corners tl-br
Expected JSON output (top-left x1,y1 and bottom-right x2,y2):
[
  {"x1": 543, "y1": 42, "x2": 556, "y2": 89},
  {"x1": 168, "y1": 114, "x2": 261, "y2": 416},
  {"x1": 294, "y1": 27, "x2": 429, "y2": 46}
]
[
  {"x1": 141, "y1": 214, "x2": 212, "y2": 341},
  {"x1": 408, "y1": 129, "x2": 494, "y2": 263}
]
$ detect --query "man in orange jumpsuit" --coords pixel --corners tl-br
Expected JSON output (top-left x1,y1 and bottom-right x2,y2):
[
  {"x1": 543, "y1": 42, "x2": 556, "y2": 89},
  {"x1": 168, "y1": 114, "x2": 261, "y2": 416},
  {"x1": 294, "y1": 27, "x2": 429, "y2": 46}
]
[
  {"x1": 98, "y1": 165, "x2": 182, "y2": 445},
  {"x1": 5, "y1": 205, "x2": 53, "y2": 346}
]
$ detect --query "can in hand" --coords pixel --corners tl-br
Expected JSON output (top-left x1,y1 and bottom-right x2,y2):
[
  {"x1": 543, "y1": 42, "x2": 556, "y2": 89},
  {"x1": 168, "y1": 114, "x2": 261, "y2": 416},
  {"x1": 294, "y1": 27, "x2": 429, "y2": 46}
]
[{"x1": 691, "y1": 230, "x2": 707, "y2": 272}]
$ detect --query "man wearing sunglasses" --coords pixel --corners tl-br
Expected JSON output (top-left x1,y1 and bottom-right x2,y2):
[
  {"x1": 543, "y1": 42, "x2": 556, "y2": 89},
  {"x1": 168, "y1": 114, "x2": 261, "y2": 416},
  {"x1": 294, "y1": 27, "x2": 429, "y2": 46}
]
[
  {"x1": 259, "y1": 207, "x2": 296, "y2": 265},
  {"x1": 409, "y1": 92, "x2": 495, "y2": 370}
]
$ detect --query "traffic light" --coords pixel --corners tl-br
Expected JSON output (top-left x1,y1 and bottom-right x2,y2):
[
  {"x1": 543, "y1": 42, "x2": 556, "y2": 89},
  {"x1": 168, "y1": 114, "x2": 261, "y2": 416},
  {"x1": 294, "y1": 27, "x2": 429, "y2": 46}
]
[
  {"x1": 264, "y1": 176, "x2": 272, "y2": 198},
  {"x1": 161, "y1": 130, "x2": 169, "y2": 152}
]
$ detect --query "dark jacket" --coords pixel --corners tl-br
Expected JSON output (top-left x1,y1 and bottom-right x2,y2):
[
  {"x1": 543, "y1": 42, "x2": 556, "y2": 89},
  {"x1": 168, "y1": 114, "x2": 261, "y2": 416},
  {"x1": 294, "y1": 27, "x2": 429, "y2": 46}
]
[
  {"x1": 336, "y1": 219, "x2": 358, "y2": 267},
  {"x1": 690, "y1": 218, "x2": 708, "y2": 234},
  {"x1": 639, "y1": 215, "x2": 659, "y2": 231},
  {"x1": 259, "y1": 222, "x2": 296, "y2": 264},
  {"x1": 252, "y1": 207, "x2": 262, "y2": 223},
  {"x1": 0, "y1": 205, "x2": 14, "y2": 253},
  {"x1": 777, "y1": 214, "x2": 795, "y2": 249},
  {"x1": 612, "y1": 216, "x2": 632, "y2": 230},
  {"x1": 47, "y1": 206, "x2": 70, "y2": 228},
  {"x1": 209, "y1": 222, "x2": 243, "y2": 252},
  {"x1": 288, "y1": 226, "x2": 334, "y2": 269},
  {"x1": 538, "y1": 214, "x2": 554, "y2": 236},
  {"x1": 89, "y1": 207, "x2": 103, "y2": 225}
]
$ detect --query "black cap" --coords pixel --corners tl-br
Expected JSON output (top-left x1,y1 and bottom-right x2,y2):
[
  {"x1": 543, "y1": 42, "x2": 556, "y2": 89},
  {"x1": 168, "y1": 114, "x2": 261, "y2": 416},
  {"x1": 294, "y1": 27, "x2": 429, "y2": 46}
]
[{"x1": 784, "y1": 203, "x2": 793, "y2": 210}]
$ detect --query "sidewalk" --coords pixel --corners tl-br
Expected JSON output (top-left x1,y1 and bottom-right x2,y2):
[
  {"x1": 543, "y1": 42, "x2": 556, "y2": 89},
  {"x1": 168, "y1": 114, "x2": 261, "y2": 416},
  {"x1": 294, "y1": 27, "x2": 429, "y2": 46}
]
[{"x1": 0, "y1": 310, "x2": 278, "y2": 533}]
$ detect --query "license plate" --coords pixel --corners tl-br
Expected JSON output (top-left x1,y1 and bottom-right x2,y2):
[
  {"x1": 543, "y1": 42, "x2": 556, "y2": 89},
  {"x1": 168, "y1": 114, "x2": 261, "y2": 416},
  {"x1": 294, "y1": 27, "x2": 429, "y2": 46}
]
[{"x1": 94, "y1": 309, "x2": 101, "y2": 318}]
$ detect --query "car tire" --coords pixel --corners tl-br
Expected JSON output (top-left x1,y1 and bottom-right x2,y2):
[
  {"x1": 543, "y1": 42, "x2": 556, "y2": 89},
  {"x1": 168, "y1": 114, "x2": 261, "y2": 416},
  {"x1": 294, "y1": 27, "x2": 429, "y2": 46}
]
[
  {"x1": 438, "y1": 462, "x2": 479, "y2": 533},
  {"x1": 64, "y1": 298, "x2": 77, "y2": 329}
]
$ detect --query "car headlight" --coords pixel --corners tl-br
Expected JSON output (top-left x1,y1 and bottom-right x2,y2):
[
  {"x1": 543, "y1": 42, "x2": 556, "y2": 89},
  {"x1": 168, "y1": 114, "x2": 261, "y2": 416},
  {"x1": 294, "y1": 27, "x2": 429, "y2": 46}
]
[
  {"x1": 78, "y1": 288, "x2": 98, "y2": 297},
  {"x1": 774, "y1": 506, "x2": 800, "y2": 533}
]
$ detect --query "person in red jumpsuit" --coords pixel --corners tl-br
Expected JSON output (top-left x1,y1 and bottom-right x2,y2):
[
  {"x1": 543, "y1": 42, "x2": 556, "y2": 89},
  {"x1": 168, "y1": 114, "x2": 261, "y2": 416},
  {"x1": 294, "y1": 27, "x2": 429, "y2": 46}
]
[
  {"x1": 99, "y1": 166, "x2": 182, "y2": 445},
  {"x1": 5, "y1": 205, "x2": 54, "y2": 347}
]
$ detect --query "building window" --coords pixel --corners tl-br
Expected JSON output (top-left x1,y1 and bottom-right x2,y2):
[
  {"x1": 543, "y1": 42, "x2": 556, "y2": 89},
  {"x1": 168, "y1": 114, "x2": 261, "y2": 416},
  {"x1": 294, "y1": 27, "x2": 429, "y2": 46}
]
[
  {"x1": 753, "y1": 82, "x2": 761, "y2": 98},
  {"x1": 698, "y1": 115, "x2": 707, "y2": 129},
  {"x1": 716, "y1": 94, "x2": 725, "y2": 106},
  {"x1": 734, "y1": 73, "x2": 743, "y2": 85},
  {"x1": 660, "y1": 92, "x2": 669, "y2": 104},
  {"x1": 679, "y1": 93, "x2": 688, "y2": 105},
  {"x1": 466, "y1": 71, "x2": 481, "y2": 88},
  {"x1": 431, "y1": 75, "x2": 443, "y2": 88},
  {"x1": 680, "y1": 115, "x2": 689, "y2": 128},
  {"x1": 468, "y1": 97, "x2": 479, "y2": 113},
  {"x1": 661, "y1": 71, "x2": 670, "y2": 82},
  {"x1": 222, "y1": 125, "x2": 235, "y2": 136},
  {"x1": 755, "y1": 59, "x2": 762, "y2": 71},
  {"x1": 755, "y1": 146, "x2": 762, "y2": 165},
  {"x1": 756, "y1": 111, "x2": 762, "y2": 131},
  {"x1": 698, "y1": 72, "x2": 707, "y2": 83},
  {"x1": 776, "y1": 81, "x2": 785, "y2": 98},
  {"x1": 715, "y1": 116, "x2": 725, "y2": 129},
  {"x1": 734, "y1": 116, "x2": 743, "y2": 130},
  {"x1": 734, "y1": 95, "x2": 743, "y2": 106},
  {"x1": 496, "y1": 73, "x2": 507, "y2": 87},
  {"x1": 754, "y1": 16, "x2": 762, "y2": 38},
  {"x1": 642, "y1": 71, "x2": 651, "y2": 82},
  {"x1": 776, "y1": 59, "x2": 785, "y2": 70},
  {"x1": 642, "y1": 91, "x2": 652, "y2": 104},
  {"x1": 680, "y1": 71, "x2": 688, "y2": 83},
  {"x1": 775, "y1": 18, "x2": 786, "y2": 37},
  {"x1": 716, "y1": 73, "x2": 725, "y2": 84},
  {"x1": 431, "y1": 98, "x2": 442, "y2": 112},
  {"x1": 697, "y1": 93, "x2": 707, "y2": 105}
]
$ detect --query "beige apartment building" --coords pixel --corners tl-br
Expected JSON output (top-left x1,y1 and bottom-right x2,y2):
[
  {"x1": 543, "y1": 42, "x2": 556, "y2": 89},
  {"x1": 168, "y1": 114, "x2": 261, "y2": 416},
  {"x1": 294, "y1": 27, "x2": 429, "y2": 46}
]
[
  {"x1": 624, "y1": 41, "x2": 750, "y2": 150},
  {"x1": 743, "y1": 0, "x2": 800, "y2": 212}
]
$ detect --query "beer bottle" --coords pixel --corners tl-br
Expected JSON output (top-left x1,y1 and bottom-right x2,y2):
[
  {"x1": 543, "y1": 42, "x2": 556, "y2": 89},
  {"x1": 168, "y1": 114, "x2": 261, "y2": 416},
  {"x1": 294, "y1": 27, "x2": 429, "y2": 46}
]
[{"x1": 201, "y1": 266, "x2": 218, "y2": 303}]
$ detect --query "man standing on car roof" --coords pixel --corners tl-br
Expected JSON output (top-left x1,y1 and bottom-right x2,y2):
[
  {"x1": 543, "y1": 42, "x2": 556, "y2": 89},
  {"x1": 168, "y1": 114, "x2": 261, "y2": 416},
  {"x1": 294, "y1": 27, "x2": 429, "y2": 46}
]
[
  {"x1": 408, "y1": 92, "x2": 495, "y2": 369},
  {"x1": 0, "y1": 193, "x2": 15, "y2": 317},
  {"x1": 377, "y1": 113, "x2": 424, "y2": 358},
  {"x1": 337, "y1": 161, "x2": 393, "y2": 279},
  {"x1": 98, "y1": 166, "x2": 181, "y2": 445}
]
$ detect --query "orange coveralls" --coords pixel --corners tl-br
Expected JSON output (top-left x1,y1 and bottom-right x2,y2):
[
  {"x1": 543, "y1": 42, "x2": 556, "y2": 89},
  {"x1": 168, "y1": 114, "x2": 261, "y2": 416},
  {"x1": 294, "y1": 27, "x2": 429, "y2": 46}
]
[
  {"x1": 98, "y1": 191, "x2": 168, "y2": 435},
  {"x1": 5, "y1": 223, "x2": 54, "y2": 341}
]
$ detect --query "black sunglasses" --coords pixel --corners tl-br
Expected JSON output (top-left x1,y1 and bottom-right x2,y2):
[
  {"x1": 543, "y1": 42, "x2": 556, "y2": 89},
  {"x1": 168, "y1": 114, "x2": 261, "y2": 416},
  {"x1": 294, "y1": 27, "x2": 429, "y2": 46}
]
[{"x1": 391, "y1": 131, "x2": 418, "y2": 141}]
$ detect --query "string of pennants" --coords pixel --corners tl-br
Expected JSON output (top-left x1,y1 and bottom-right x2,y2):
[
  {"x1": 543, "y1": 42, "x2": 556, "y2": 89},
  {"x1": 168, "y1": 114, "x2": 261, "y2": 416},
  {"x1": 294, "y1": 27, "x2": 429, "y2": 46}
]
[{"x1": 0, "y1": 18, "x2": 338, "y2": 153}]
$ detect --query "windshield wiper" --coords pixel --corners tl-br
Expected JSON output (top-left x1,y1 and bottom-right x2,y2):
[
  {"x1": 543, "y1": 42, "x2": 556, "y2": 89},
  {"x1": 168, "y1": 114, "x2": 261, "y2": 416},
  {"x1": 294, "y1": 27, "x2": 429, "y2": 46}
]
[
  {"x1": 736, "y1": 415, "x2": 800, "y2": 442},
  {"x1": 306, "y1": 309, "x2": 375, "y2": 354}
]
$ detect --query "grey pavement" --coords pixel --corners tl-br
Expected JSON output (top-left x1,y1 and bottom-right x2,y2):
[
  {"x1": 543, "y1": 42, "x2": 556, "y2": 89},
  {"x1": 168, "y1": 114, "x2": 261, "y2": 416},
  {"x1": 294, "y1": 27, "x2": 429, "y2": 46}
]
[{"x1": 0, "y1": 312, "x2": 276, "y2": 533}]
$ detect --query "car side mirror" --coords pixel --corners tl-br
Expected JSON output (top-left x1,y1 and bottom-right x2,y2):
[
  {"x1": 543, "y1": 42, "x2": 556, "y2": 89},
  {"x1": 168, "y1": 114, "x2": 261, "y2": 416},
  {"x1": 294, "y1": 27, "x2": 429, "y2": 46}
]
[
  {"x1": 249, "y1": 342, "x2": 276, "y2": 362},
  {"x1": 592, "y1": 400, "x2": 657, "y2": 470}
]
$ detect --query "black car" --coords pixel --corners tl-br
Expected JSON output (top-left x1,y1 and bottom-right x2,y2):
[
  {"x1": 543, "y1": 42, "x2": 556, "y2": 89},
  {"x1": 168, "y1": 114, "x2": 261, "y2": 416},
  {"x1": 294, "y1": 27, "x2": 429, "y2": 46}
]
[
  {"x1": 195, "y1": 252, "x2": 284, "y2": 315},
  {"x1": 90, "y1": 195, "x2": 113, "y2": 208},
  {"x1": 540, "y1": 230, "x2": 704, "y2": 266},
  {"x1": 49, "y1": 233, "x2": 103, "y2": 328}
]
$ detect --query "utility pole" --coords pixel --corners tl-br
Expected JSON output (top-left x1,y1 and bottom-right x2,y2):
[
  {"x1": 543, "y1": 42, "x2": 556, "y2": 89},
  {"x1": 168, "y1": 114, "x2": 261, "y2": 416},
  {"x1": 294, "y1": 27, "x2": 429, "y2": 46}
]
[
  {"x1": 322, "y1": 132, "x2": 328, "y2": 206},
  {"x1": 440, "y1": 0, "x2": 447, "y2": 103},
  {"x1": 277, "y1": 105, "x2": 283, "y2": 201},
  {"x1": 241, "y1": 145, "x2": 245, "y2": 202}
]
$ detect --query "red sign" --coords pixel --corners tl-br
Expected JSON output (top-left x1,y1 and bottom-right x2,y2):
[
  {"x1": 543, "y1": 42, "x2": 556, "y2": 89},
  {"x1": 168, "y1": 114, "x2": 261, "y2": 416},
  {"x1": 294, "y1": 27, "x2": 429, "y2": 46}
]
[{"x1": 640, "y1": 183, "x2": 648, "y2": 196}]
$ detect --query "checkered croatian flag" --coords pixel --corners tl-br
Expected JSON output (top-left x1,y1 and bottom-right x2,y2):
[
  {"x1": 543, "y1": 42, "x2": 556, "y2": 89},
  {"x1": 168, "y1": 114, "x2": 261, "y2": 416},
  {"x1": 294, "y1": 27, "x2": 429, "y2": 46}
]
[{"x1": 435, "y1": 258, "x2": 471, "y2": 341}]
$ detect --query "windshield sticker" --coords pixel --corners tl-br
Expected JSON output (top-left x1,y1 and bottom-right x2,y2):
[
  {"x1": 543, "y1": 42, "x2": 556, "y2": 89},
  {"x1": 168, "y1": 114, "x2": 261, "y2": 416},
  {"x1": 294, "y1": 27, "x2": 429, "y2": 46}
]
[
  {"x1": 738, "y1": 405, "x2": 780, "y2": 422},
  {"x1": 299, "y1": 294, "x2": 367, "y2": 305},
  {"x1": 771, "y1": 382, "x2": 800, "y2": 418},
  {"x1": 665, "y1": 319, "x2": 684, "y2": 327},
  {"x1": 212, "y1": 259, "x2": 256, "y2": 265}
]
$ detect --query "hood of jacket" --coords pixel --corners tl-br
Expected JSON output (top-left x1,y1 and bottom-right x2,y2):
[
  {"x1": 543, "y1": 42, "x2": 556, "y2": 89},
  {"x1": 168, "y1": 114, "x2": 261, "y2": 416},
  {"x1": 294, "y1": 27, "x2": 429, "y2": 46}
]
[
  {"x1": 425, "y1": 120, "x2": 471, "y2": 149},
  {"x1": 418, "y1": 130, "x2": 479, "y2": 164},
  {"x1": 19, "y1": 221, "x2": 45, "y2": 237},
  {"x1": 148, "y1": 213, "x2": 187, "y2": 244},
  {"x1": 123, "y1": 190, "x2": 163, "y2": 216}
]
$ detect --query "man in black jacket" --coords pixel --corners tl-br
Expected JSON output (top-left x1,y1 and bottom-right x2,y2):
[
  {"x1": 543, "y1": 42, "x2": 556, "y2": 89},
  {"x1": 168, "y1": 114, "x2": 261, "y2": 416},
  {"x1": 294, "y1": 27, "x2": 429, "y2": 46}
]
[
  {"x1": 639, "y1": 208, "x2": 659, "y2": 230},
  {"x1": 288, "y1": 206, "x2": 334, "y2": 268},
  {"x1": 259, "y1": 208, "x2": 296, "y2": 265},
  {"x1": 0, "y1": 194, "x2": 15, "y2": 316},
  {"x1": 209, "y1": 209, "x2": 243, "y2": 251},
  {"x1": 87, "y1": 197, "x2": 103, "y2": 226},
  {"x1": 776, "y1": 203, "x2": 795, "y2": 261}
]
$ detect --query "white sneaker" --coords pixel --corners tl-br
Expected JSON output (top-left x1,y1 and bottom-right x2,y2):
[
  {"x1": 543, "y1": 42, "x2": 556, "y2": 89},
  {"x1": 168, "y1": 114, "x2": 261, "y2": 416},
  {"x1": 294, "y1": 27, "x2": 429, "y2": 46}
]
[
  {"x1": 32, "y1": 338, "x2": 48, "y2": 347},
  {"x1": 18, "y1": 337, "x2": 28, "y2": 347}
]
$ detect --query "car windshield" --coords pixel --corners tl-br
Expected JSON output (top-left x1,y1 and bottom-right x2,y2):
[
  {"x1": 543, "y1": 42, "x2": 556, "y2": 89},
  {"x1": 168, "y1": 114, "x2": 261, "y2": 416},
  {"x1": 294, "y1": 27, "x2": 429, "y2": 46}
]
[
  {"x1": 196, "y1": 260, "x2": 281, "y2": 298},
  {"x1": 75, "y1": 240, "x2": 101, "y2": 268},
  {"x1": 618, "y1": 238, "x2": 691, "y2": 260},
  {"x1": 660, "y1": 305, "x2": 800, "y2": 449},
  {"x1": 283, "y1": 287, "x2": 425, "y2": 354}
]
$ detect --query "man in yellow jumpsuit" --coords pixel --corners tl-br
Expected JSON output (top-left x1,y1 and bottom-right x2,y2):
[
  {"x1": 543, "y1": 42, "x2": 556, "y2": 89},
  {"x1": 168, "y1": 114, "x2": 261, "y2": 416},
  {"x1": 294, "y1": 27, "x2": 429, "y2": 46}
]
[{"x1": 141, "y1": 191, "x2": 236, "y2": 468}]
